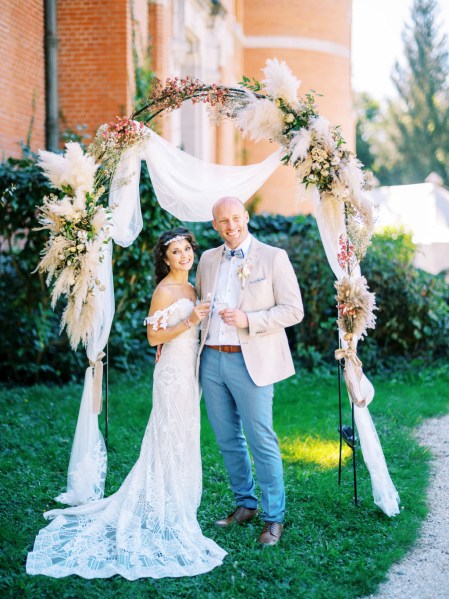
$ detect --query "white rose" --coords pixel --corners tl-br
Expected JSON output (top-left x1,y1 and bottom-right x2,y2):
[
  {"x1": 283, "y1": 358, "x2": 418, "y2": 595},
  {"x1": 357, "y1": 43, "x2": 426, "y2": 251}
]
[{"x1": 284, "y1": 113, "x2": 295, "y2": 123}]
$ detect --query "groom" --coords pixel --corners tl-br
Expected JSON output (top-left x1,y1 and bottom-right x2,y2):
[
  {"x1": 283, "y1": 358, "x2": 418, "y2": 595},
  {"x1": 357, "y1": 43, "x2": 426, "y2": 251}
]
[{"x1": 196, "y1": 197, "x2": 304, "y2": 546}]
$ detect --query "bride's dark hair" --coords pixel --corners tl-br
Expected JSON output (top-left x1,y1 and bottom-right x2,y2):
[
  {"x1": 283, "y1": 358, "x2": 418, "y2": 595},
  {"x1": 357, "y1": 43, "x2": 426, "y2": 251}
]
[{"x1": 153, "y1": 227, "x2": 198, "y2": 284}]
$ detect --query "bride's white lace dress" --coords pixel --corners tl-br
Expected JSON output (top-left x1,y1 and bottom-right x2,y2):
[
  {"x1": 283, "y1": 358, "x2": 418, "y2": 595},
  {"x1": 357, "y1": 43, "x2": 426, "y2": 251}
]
[{"x1": 26, "y1": 298, "x2": 226, "y2": 579}]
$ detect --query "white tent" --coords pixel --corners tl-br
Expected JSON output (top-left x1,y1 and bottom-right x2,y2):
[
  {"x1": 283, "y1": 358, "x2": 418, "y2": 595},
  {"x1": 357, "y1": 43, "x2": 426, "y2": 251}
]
[{"x1": 368, "y1": 178, "x2": 449, "y2": 275}]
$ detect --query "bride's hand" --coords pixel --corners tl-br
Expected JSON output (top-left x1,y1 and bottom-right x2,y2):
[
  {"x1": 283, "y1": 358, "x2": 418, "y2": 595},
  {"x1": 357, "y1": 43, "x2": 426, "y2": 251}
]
[
  {"x1": 155, "y1": 344, "x2": 163, "y2": 363},
  {"x1": 190, "y1": 302, "x2": 211, "y2": 325}
]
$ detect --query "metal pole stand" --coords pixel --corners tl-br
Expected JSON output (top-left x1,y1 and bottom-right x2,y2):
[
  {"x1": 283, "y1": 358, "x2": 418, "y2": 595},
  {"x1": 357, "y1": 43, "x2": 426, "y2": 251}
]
[
  {"x1": 337, "y1": 204, "x2": 359, "y2": 508},
  {"x1": 104, "y1": 342, "x2": 109, "y2": 450},
  {"x1": 337, "y1": 358, "x2": 359, "y2": 507}
]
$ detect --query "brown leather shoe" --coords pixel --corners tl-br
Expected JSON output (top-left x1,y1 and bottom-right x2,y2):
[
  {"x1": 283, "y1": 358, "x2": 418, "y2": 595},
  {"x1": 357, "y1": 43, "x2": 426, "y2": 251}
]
[
  {"x1": 258, "y1": 521, "x2": 283, "y2": 545},
  {"x1": 214, "y1": 506, "x2": 258, "y2": 527}
]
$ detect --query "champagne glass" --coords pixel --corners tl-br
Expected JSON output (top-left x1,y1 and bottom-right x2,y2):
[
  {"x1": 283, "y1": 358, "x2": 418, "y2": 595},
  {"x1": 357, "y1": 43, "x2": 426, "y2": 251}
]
[
  {"x1": 214, "y1": 294, "x2": 229, "y2": 326},
  {"x1": 199, "y1": 292, "x2": 212, "y2": 330}
]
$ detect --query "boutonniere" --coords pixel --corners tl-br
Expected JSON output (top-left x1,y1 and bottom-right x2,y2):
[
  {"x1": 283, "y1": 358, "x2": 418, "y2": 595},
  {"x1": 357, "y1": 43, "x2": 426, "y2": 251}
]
[{"x1": 236, "y1": 260, "x2": 251, "y2": 288}]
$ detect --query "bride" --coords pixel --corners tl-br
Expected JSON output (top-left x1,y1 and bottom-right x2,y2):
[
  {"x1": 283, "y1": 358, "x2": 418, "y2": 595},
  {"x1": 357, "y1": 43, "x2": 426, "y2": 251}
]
[{"x1": 26, "y1": 227, "x2": 227, "y2": 580}]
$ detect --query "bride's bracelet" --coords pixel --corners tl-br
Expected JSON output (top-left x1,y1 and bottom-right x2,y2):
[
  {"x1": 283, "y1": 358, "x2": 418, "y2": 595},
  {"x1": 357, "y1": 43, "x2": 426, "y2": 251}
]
[{"x1": 183, "y1": 318, "x2": 192, "y2": 328}]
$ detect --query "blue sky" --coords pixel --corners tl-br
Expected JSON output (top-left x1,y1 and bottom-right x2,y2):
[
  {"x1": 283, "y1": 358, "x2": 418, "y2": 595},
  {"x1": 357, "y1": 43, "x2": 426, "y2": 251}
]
[{"x1": 352, "y1": 0, "x2": 449, "y2": 99}]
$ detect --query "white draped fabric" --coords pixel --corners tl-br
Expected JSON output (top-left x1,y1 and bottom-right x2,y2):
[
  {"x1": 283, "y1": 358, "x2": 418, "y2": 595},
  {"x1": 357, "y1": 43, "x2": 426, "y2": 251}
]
[
  {"x1": 56, "y1": 246, "x2": 113, "y2": 505},
  {"x1": 62, "y1": 127, "x2": 399, "y2": 517},
  {"x1": 313, "y1": 191, "x2": 400, "y2": 516},
  {"x1": 110, "y1": 131, "x2": 283, "y2": 238}
]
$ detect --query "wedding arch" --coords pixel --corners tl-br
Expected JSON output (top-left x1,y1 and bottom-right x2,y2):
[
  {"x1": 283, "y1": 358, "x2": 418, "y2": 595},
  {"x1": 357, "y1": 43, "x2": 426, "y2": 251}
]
[{"x1": 35, "y1": 59, "x2": 400, "y2": 517}]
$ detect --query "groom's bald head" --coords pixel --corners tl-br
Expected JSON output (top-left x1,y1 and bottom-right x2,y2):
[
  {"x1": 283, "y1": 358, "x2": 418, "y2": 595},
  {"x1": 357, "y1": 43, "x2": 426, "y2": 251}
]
[
  {"x1": 212, "y1": 196, "x2": 245, "y2": 220},
  {"x1": 212, "y1": 197, "x2": 250, "y2": 249}
]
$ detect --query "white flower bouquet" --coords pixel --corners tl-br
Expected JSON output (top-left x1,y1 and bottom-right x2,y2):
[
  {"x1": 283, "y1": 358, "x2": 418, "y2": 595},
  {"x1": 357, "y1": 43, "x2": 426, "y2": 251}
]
[
  {"x1": 35, "y1": 143, "x2": 111, "y2": 349},
  {"x1": 236, "y1": 59, "x2": 374, "y2": 260}
]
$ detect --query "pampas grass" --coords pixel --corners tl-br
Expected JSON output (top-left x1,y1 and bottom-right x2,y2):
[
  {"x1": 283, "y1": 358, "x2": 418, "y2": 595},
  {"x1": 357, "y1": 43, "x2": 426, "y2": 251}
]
[
  {"x1": 262, "y1": 58, "x2": 301, "y2": 105},
  {"x1": 35, "y1": 142, "x2": 111, "y2": 350},
  {"x1": 91, "y1": 208, "x2": 108, "y2": 234},
  {"x1": 61, "y1": 294, "x2": 99, "y2": 350},
  {"x1": 341, "y1": 155, "x2": 365, "y2": 200},
  {"x1": 336, "y1": 275, "x2": 377, "y2": 340},
  {"x1": 51, "y1": 266, "x2": 76, "y2": 308},
  {"x1": 310, "y1": 117, "x2": 336, "y2": 152},
  {"x1": 36, "y1": 235, "x2": 71, "y2": 284},
  {"x1": 236, "y1": 97, "x2": 284, "y2": 143},
  {"x1": 38, "y1": 142, "x2": 98, "y2": 194},
  {"x1": 289, "y1": 129, "x2": 312, "y2": 164},
  {"x1": 48, "y1": 196, "x2": 81, "y2": 220}
]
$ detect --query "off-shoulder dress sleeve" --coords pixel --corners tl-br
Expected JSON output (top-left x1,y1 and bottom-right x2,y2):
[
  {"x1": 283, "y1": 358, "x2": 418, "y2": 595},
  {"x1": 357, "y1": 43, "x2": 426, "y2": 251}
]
[{"x1": 143, "y1": 304, "x2": 176, "y2": 331}]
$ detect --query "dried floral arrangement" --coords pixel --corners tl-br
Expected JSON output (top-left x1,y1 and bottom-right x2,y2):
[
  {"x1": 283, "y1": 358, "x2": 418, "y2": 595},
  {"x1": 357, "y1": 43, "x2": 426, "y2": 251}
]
[
  {"x1": 35, "y1": 119, "x2": 148, "y2": 349},
  {"x1": 233, "y1": 60, "x2": 375, "y2": 264},
  {"x1": 335, "y1": 233, "x2": 377, "y2": 345},
  {"x1": 35, "y1": 143, "x2": 109, "y2": 349},
  {"x1": 131, "y1": 76, "x2": 252, "y2": 123},
  {"x1": 35, "y1": 59, "x2": 377, "y2": 357},
  {"x1": 133, "y1": 61, "x2": 374, "y2": 263}
]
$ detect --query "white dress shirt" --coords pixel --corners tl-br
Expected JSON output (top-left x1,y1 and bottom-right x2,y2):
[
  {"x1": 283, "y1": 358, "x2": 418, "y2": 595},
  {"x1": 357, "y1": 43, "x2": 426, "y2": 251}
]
[{"x1": 206, "y1": 234, "x2": 253, "y2": 346}]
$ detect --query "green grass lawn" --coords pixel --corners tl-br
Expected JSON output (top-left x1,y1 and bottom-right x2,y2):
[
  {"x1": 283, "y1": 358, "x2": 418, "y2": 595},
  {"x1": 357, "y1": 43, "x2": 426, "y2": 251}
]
[{"x1": 1, "y1": 363, "x2": 448, "y2": 599}]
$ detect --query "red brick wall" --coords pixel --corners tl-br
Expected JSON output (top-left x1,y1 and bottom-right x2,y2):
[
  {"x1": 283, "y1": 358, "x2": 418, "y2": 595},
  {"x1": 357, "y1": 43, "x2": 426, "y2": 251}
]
[
  {"x1": 57, "y1": 0, "x2": 133, "y2": 143},
  {"x1": 149, "y1": 1, "x2": 170, "y2": 81},
  {"x1": 133, "y1": 0, "x2": 148, "y2": 64},
  {"x1": 242, "y1": 0, "x2": 353, "y2": 214},
  {"x1": 0, "y1": 0, "x2": 46, "y2": 158},
  {"x1": 148, "y1": 0, "x2": 172, "y2": 138}
]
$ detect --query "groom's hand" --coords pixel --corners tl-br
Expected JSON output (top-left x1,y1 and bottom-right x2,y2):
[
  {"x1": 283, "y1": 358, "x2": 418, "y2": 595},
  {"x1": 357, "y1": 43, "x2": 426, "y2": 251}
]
[{"x1": 220, "y1": 308, "x2": 249, "y2": 329}]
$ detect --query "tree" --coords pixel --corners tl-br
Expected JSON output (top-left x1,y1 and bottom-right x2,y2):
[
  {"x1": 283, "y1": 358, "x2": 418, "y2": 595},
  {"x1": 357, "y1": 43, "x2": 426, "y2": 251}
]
[
  {"x1": 388, "y1": 0, "x2": 449, "y2": 185},
  {"x1": 355, "y1": 92, "x2": 396, "y2": 185},
  {"x1": 355, "y1": 92, "x2": 378, "y2": 173}
]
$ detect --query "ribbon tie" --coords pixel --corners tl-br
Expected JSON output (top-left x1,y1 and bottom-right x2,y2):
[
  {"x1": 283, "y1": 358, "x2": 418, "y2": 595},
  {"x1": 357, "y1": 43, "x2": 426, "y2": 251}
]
[
  {"x1": 224, "y1": 248, "x2": 244, "y2": 260},
  {"x1": 89, "y1": 351, "x2": 106, "y2": 415},
  {"x1": 334, "y1": 346, "x2": 363, "y2": 369}
]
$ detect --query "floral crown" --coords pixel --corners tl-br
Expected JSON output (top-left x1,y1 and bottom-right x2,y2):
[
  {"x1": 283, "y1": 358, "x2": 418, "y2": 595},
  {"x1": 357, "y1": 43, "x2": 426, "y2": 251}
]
[{"x1": 164, "y1": 234, "x2": 188, "y2": 246}]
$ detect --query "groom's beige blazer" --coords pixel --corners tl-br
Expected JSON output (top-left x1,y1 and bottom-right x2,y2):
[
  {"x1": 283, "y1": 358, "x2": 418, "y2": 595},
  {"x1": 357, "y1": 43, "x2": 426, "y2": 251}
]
[{"x1": 196, "y1": 237, "x2": 304, "y2": 387}]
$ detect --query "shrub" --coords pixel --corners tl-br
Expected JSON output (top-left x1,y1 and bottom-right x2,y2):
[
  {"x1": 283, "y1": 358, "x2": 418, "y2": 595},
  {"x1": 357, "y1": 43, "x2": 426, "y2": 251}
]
[
  {"x1": 193, "y1": 214, "x2": 449, "y2": 371},
  {"x1": 363, "y1": 230, "x2": 449, "y2": 369},
  {"x1": 2, "y1": 146, "x2": 447, "y2": 383},
  {"x1": 0, "y1": 147, "x2": 179, "y2": 383},
  {"x1": 0, "y1": 146, "x2": 85, "y2": 382}
]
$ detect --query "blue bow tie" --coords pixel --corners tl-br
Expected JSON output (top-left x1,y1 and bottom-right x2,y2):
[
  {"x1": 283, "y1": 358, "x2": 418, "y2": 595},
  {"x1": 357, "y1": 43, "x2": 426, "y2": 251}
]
[{"x1": 224, "y1": 248, "x2": 244, "y2": 260}]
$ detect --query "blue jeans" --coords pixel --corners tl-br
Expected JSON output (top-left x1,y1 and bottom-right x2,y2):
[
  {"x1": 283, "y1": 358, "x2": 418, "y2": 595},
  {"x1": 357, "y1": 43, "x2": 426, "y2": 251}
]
[{"x1": 200, "y1": 347, "x2": 285, "y2": 522}]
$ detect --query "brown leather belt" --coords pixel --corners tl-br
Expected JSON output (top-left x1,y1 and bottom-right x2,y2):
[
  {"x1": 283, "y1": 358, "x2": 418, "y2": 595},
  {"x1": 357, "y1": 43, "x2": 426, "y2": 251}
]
[{"x1": 206, "y1": 345, "x2": 242, "y2": 353}]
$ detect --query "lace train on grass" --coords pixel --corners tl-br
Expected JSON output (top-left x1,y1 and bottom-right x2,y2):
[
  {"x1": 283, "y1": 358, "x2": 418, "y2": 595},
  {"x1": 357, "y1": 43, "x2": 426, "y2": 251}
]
[{"x1": 26, "y1": 299, "x2": 226, "y2": 579}]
